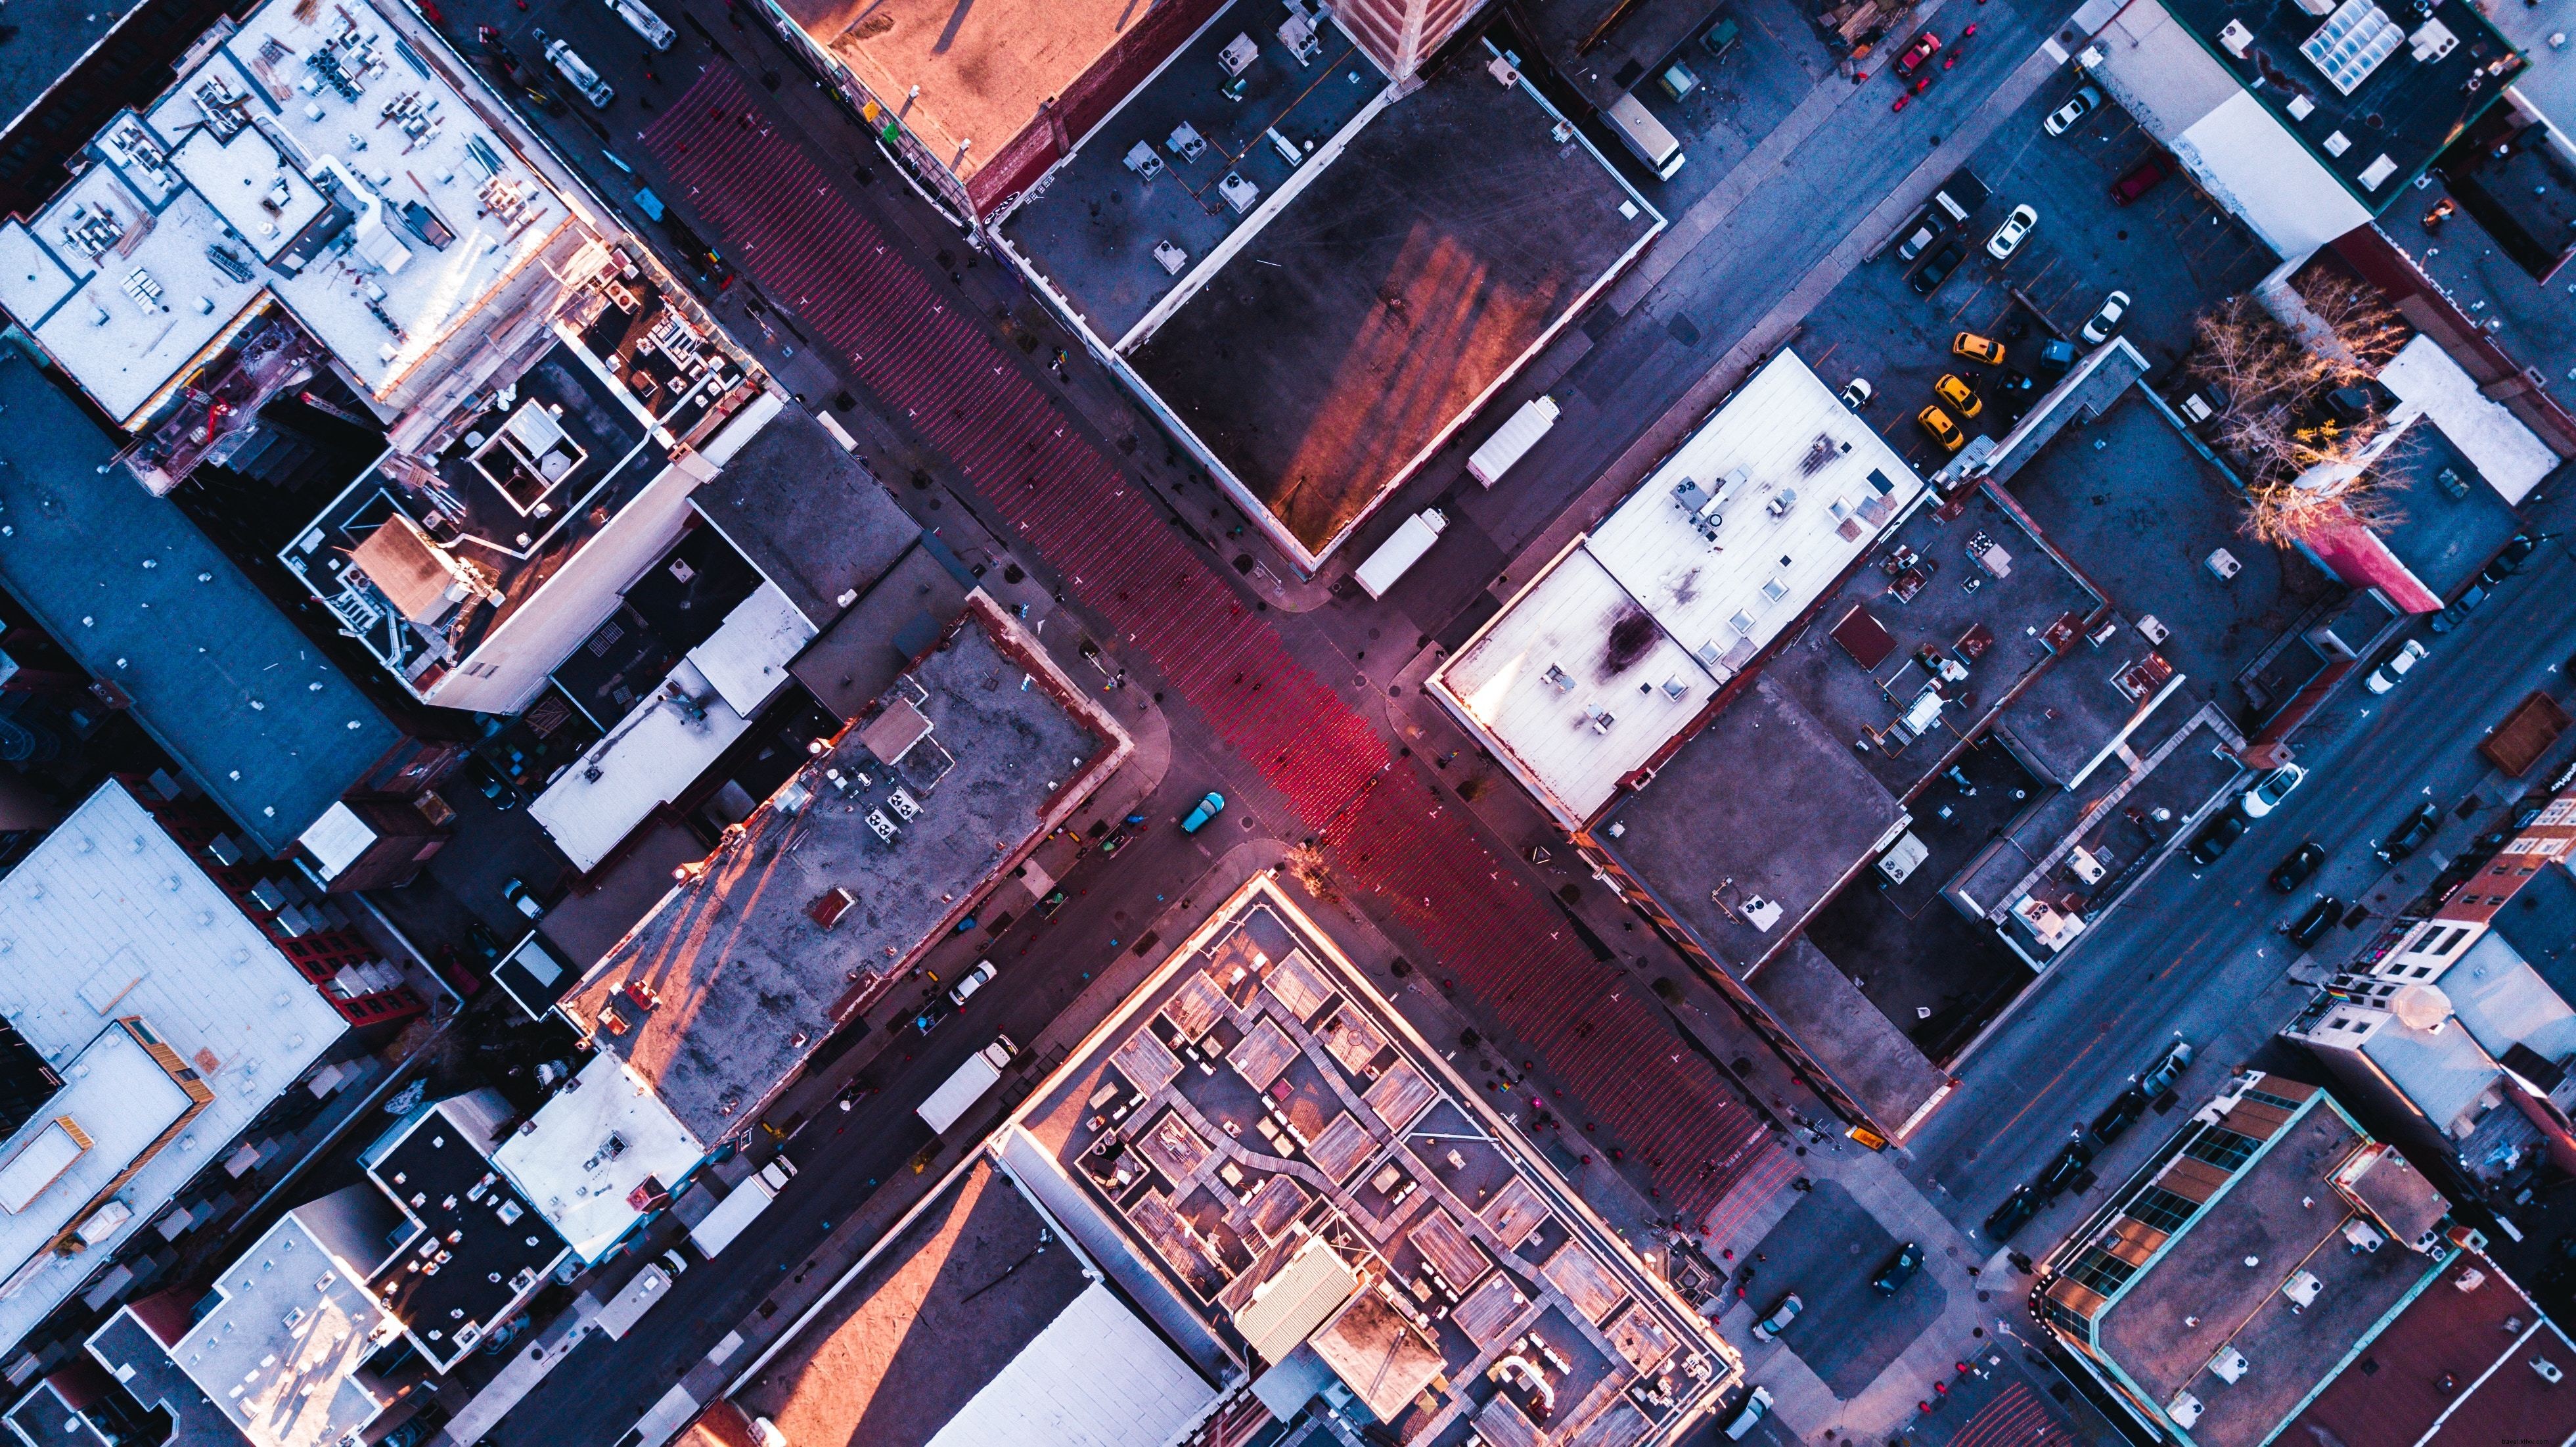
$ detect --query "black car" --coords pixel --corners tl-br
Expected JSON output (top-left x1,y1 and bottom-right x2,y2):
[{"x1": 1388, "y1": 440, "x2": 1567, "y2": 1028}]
[
  {"x1": 2429, "y1": 582, "x2": 2489, "y2": 634},
  {"x1": 1984, "y1": 1185, "x2": 2041, "y2": 1243},
  {"x1": 2378, "y1": 801, "x2": 2443, "y2": 862},
  {"x1": 2483, "y1": 534, "x2": 2539, "y2": 584},
  {"x1": 1910, "y1": 239, "x2": 1967, "y2": 295},
  {"x1": 1872, "y1": 1241, "x2": 1925, "y2": 1293},
  {"x1": 2038, "y1": 338, "x2": 2077, "y2": 376},
  {"x1": 2090, "y1": 1087, "x2": 2149, "y2": 1145},
  {"x1": 2268, "y1": 841, "x2": 2323, "y2": 892},
  {"x1": 2187, "y1": 813, "x2": 2247, "y2": 864},
  {"x1": 2284, "y1": 895, "x2": 2342, "y2": 950},
  {"x1": 2033, "y1": 1137, "x2": 2096, "y2": 1200}
]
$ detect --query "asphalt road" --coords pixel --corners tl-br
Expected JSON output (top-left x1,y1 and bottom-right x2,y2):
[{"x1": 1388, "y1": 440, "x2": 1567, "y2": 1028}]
[{"x1": 1901, "y1": 531, "x2": 2576, "y2": 1240}]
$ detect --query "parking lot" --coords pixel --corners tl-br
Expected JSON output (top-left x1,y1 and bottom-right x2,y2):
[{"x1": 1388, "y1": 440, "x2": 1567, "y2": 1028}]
[
  {"x1": 1730, "y1": 1180, "x2": 1949, "y2": 1398},
  {"x1": 1606, "y1": 0, "x2": 1844, "y2": 214},
  {"x1": 1796, "y1": 78, "x2": 2273, "y2": 474}
]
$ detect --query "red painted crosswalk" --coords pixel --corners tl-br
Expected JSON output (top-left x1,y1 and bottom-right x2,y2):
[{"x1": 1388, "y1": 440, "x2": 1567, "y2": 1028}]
[{"x1": 643, "y1": 70, "x2": 1776, "y2": 1222}]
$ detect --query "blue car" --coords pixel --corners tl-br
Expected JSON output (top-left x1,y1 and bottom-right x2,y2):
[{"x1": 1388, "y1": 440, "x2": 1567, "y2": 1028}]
[{"x1": 1181, "y1": 791, "x2": 1226, "y2": 833}]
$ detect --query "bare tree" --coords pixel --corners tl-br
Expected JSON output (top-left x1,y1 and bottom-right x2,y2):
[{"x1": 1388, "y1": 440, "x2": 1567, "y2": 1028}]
[
  {"x1": 2186, "y1": 286, "x2": 2416, "y2": 542},
  {"x1": 2294, "y1": 271, "x2": 2409, "y2": 379},
  {"x1": 2238, "y1": 426, "x2": 2415, "y2": 547}
]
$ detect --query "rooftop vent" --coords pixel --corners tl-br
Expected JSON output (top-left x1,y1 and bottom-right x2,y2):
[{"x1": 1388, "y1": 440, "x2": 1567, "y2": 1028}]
[
  {"x1": 2284, "y1": 1270, "x2": 2324, "y2": 1309},
  {"x1": 2345, "y1": 1219, "x2": 2386, "y2": 1253}
]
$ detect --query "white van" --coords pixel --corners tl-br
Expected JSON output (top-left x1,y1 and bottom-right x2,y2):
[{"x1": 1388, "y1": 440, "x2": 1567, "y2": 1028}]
[
  {"x1": 541, "y1": 35, "x2": 614, "y2": 108},
  {"x1": 1353, "y1": 509, "x2": 1447, "y2": 599},
  {"x1": 1468, "y1": 396, "x2": 1560, "y2": 488},
  {"x1": 604, "y1": 0, "x2": 675, "y2": 50},
  {"x1": 1604, "y1": 93, "x2": 1684, "y2": 179}
]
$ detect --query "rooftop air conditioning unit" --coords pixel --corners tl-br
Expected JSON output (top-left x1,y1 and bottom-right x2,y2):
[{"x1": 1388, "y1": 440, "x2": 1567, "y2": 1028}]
[
  {"x1": 2283, "y1": 1270, "x2": 2323, "y2": 1309},
  {"x1": 2218, "y1": 19, "x2": 2255, "y2": 55},
  {"x1": 2206, "y1": 548, "x2": 2243, "y2": 581},
  {"x1": 2138, "y1": 615, "x2": 2170, "y2": 645},
  {"x1": 2169, "y1": 1392, "x2": 2204, "y2": 1429},
  {"x1": 2211, "y1": 1347, "x2": 2249, "y2": 1384},
  {"x1": 2345, "y1": 1219, "x2": 2387, "y2": 1253}
]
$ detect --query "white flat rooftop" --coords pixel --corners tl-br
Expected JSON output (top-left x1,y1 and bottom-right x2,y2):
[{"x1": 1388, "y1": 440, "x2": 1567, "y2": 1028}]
[
  {"x1": 0, "y1": 781, "x2": 345, "y2": 1356},
  {"x1": 1432, "y1": 352, "x2": 1926, "y2": 824},
  {"x1": 171, "y1": 1212, "x2": 390, "y2": 1447},
  {"x1": 493, "y1": 1053, "x2": 704, "y2": 1262},
  {"x1": 0, "y1": 1026, "x2": 196, "y2": 1284},
  {"x1": 529, "y1": 654, "x2": 759, "y2": 875},
  {"x1": 0, "y1": 0, "x2": 571, "y2": 423}
]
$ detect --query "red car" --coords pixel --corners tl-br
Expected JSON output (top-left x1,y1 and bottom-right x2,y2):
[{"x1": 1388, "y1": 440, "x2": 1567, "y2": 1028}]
[
  {"x1": 1894, "y1": 30, "x2": 1943, "y2": 74},
  {"x1": 2110, "y1": 150, "x2": 2177, "y2": 204}
]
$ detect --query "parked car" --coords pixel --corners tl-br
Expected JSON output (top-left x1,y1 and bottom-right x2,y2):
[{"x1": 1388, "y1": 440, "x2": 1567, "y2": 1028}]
[
  {"x1": 603, "y1": 0, "x2": 675, "y2": 49},
  {"x1": 2080, "y1": 290, "x2": 2131, "y2": 344},
  {"x1": 1983, "y1": 1185, "x2": 2041, "y2": 1243},
  {"x1": 1723, "y1": 1387, "x2": 1774, "y2": 1441},
  {"x1": 1895, "y1": 30, "x2": 1943, "y2": 74},
  {"x1": 1911, "y1": 239, "x2": 1967, "y2": 294},
  {"x1": 1897, "y1": 217, "x2": 1941, "y2": 262},
  {"x1": 2033, "y1": 1137, "x2": 2096, "y2": 1200},
  {"x1": 947, "y1": 959, "x2": 998, "y2": 1007},
  {"x1": 2365, "y1": 639, "x2": 2427, "y2": 693},
  {"x1": 1918, "y1": 404, "x2": 1964, "y2": 452},
  {"x1": 1998, "y1": 367, "x2": 2037, "y2": 396},
  {"x1": 380, "y1": 1408, "x2": 449, "y2": 1447},
  {"x1": 2175, "y1": 382, "x2": 2230, "y2": 425},
  {"x1": 2284, "y1": 895, "x2": 2343, "y2": 950},
  {"x1": 2110, "y1": 150, "x2": 2176, "y2": 204},
  {"x1": 1181, "y1": 791, "x2": 1227, "y2": 833},
  {"x1": 2483, "y1": 533, "x2": 2540, "y2": 583},
  {"x1": 2045, "y1": 84, "x2": 2103, "y2": 136},
  {"x1": 1934, "y1": 373, "x2": 1982, "y2": 419},
  {"x1": 2268, "y1": 841, "x2": 2324, "y2": 892},
  {"x1": 502, "y1": 877, "x2": 545, "y2": 919},
  {"x1": 2238, "y1": 762, "x2": 2307, "y2": 819},
  {"x1": 1953, "y1": 331, "x2": 2008, "y2": 365},
  {"x1": 1840, "y1": 377, "x2": 1874, "y2": 410},
  {"x1": 537, "y1": 33, "x2": 614, "y2": 108},
  {"x1": 912, "y1": 998, "x2": 953, "y2": 1034},
  {"x1": 1750, "y1": 1292, "x2": 1803, "y2": 1343},
  {"x1": 2429, "y1": 582, "x2": 2489, "y2": 633},
  {"x1": 2187, "y1": 812, "x2": 2246, "y2": 864},
  {"x1": 2090, "y1": 1086, "x2": 2149, "y2": 1145},
  {"x1": 2377, "y1": 800, "x2": 2443, "y2": 862},
  {"x1": 1986, "y1": 203, "x2": 2038, "y2": 260},
  {"x1": 1871, "y1": 1241, "x2": 1925, "y2": 1293},
  {"x1": 2138, "y1": 1038, "x2": 2195, "y2": 1099},
  {"x1": 2037, "y1": 337, "x2": 2077, "y2": 375}
]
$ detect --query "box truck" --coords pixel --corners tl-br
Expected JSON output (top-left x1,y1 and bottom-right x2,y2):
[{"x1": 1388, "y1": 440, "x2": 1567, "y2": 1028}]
[
  {"x1": 918, "y1": 1036, "x2": 1016, "y2": 1135},
  {"x1": 687, "y1": 1157, "x2": 795, "y2": 1258},
  {"x1": 1353, "y1": 509, "x2": 1447, "y2": 600},
  {"x1": 1468, "y1": 397, "x2": 1560, "y2": 487}
]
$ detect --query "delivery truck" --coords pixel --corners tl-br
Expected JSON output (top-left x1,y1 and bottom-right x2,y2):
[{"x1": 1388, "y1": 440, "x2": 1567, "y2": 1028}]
[
  {"x1": 918, "y1": 1036, "x2": 1016, "y2": 1136},
  {"x1": 1468, "y1": 397, "x2": 1560, "y2": 487},
  {"x1": 1353, "y1": 509, "x2": 1447, "y2": 600},
  {"x1": 687, "y1": 1157, "x2": 795, "y2": 1258}
]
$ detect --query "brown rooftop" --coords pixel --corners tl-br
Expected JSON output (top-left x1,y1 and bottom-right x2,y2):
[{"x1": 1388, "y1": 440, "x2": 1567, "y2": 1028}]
[{"x1": 2287, "y1": 1253, "x2": 2576, "y2": 1447}]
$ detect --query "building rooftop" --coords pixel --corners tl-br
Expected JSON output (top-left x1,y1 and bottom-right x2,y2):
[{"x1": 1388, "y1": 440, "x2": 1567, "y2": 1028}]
[
  {"x1": 790, "y1": 543, "x2": 972, "y2": 723},
  {"x1": 1004, "y1": 875, "x2": 1732, "y2": 1442},
  {"x1": 0, "y1": 781, "x2": 346, "y2": 1355},
  {"x1": 997, "y1": 14, "x2": 1385, "y2": 348},
  {"x1": 558, "y1": 593, "x2": 1131, "y2": 1144},
  {"x1": 2156, "y1": 0, "x2": 2520, "y2": 209},
  {"x1": 2495, "y1": 861, "x2": 2576, "y2": 998},
  {"x1": 736, "y1": 1157, "x2": 1216, "y2": 1447},
  {"x1": 359, "y1": 1091, "x2": 570, "y2": 1371},
  {"x1": 86, "y1": 1308, "x2": 252, "y2": 1447},
  {"x1": 2092, "y1": 1095, "x2": 2449, "y2": 1445},
  {"x1": 2, "y1": 1376, "x2": 116, "y2": 1447},
  {"x1": 2285, "y1": 1250, "x2": 2576, "y2": 1447},
  {"x1": 1518, "y1": 0, "x2": 1734, "y2": 112},
  {"x1": 0, "y1": 0, "x2": 587, "y2": 429},
  {"x1": 0, "y1": 1, "x2": 152, "y2": 139},
  {"x1": 165, "y1": 1202, "x2": 396, "y2": 1447},
  {"x1": 2368, "y1": 417, "x2": 2525, "y2": 599},
  {"x1": 685, "y1": 407, "x2": 918, "y2": 633},
  {"x1": 769, "y1": 0, "x2": 1173, "y2": 207},
  {"x1": 491, "y1": 1053, "x2": 703, "y2": 1264},
  {"x1": 0, "y1": 355, "x2": 401, "y2": 857},
  {"x1": 1106, "y1": 47, "x2": 1658, "y2": 565},
  {"x1": 1430, "y1": 352, "x2": 1927, "y2": 825},
  {"x1": 2390, "y1": 167, "x2": 2576, "y2": 423}
]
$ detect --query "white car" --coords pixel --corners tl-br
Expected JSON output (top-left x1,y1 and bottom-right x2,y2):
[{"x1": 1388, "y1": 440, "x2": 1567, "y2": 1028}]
[
  {"x1": 2045, "y1": 85, "x2": 2102, "y2": 137},
  {"x1": 1839, "y1": 377, "x2": 1873, "y2": 411},
  {"x1": 1725, "y1": 1387, "x2": 1774, "y2": 1441},
  {"x1": 948, "y1": 959, "x2": 998, "y2": 1007},
  {"x1": 605, "y1": 0, "x2": 675, "y2": 50},
  {"x1": 1986, "y1": 204, "x2": 2037, "y2": 261},
  {"x1": 540, "y1": 34, "x2": 614, "y2": 108},
  {"x1": 2081, "y1": 289, "x2": 2131, "y2": 344},
  {"x1": 2366, "y1": 638, "x2": 2426, "y2": 693},
  {"x1": 2239, "y1": 762, "x2": 2307, "y2": 820}
]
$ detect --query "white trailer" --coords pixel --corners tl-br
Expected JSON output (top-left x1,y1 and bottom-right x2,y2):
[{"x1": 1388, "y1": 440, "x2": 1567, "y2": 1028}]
[
  {"x1": 918, "y1": 1036, "x2": 1016, "y2": 1136},
  {"x1": 1353, "y1": 509, "x2": 1447, "y2": 600},
  {"x1": 1468, "y1": 397, "x2": 1560, "y2": 487},
  {"x1": 687, "y1": 1157, "x2": 794, "y2": 1258}
]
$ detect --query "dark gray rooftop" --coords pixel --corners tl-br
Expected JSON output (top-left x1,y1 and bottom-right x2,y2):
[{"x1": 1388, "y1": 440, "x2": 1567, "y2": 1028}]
[
  {"x1": 1125, "y1": 49, "x2": 1656, "y2": 557},
  {"x1": 790, "y1": 543, "x2": 969, "y2": 722},
  {"x1": 361, "y1": 1095, "x2": 569, "y2": 1370},
  {"x1": 1518, "y1": 0, "x2": 1733, "y2": 112},
  {"x1": 737, "y1": 1160, "x2": 1089, "y2": 1447},
  {"x1": 562, "y1": 597, "x2": 1129, "y2": 1141},
  {"x1": 1601, "y1": 674, "x2": 1902, "y2": 970},
  {"x1": 2373, "y1": 421, "x2": 2524, "y2": 599},
  {"x1": 2392, "y1": 172, "x2": 2576, "y2": 420},
  {"x1": 0, "y1": 1, "x2": 149, "y2": 136},
  {"x1": 1746, "y1": 938, "x2": 1947, "y2": 1134},
  {"x1": 997, "y1": 14, "x2": 1382, "y2": 344},
  {"x1": 689, "y1": 408, "x2": 918, "y2": 631},
  {"x1": 4, "y1": 1380, "x2": 112, "y2": 1447},
  {"x1": 85, "y1": 1312, "x2": 250, "y2": 1447},
  {"x1": 2497, "y1": 861, "x2": 2576, "y2": 1003},
  {"x1": 0, "y1": 354, "x2": 401, "y2": 856}
]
